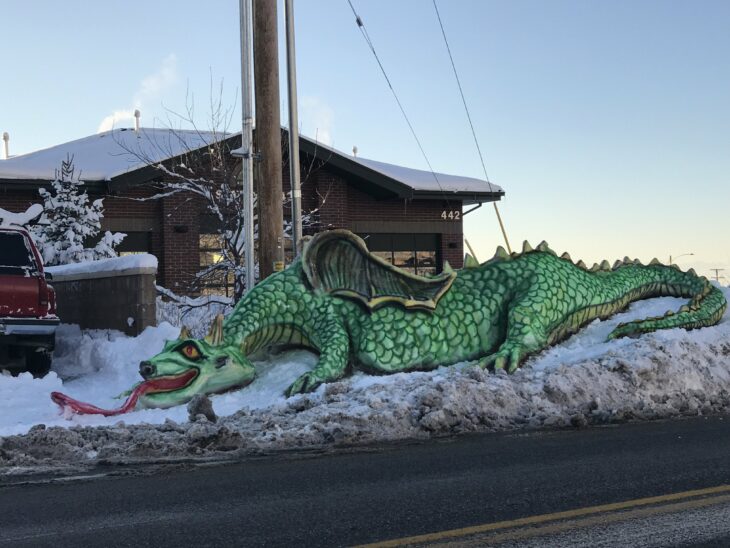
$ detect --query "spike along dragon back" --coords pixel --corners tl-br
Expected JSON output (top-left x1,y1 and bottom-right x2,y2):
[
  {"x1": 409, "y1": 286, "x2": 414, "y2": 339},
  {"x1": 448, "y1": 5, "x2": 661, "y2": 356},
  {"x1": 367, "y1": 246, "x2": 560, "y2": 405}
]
[{"x1": 52, "y1": 230, "x2": 727, "y2": 415}]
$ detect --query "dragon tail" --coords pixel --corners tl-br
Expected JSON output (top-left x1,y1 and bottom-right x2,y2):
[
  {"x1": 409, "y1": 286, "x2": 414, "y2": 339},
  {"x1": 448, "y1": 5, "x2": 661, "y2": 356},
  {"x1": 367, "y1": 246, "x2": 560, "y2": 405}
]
[{"x1": 606, "y1": 264, "x2": 727, "y2": 339}]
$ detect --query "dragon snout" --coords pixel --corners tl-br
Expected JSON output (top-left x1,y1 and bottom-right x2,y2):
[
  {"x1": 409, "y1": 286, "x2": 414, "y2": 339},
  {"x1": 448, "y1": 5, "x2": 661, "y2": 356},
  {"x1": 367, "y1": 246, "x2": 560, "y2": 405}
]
[{"x1": 139, "y1": 361, "x2": 156, "y2": 379}]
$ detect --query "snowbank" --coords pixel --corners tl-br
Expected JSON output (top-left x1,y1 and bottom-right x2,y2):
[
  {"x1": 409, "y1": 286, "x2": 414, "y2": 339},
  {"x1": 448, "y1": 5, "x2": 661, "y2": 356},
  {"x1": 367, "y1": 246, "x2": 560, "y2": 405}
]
[
  {"x1": 0, "y1": 204, "x2": 43, "y2": 228},
  {"x1": 1, "y1": 288, "x2": 729, "y2": 474}
]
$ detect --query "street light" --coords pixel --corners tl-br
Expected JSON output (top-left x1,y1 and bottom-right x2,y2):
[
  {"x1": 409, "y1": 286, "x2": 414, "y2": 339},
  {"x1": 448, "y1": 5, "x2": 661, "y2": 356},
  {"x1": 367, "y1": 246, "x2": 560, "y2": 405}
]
[{"x1": 668, "y1": 252, "x2": 694, "y2": 265}]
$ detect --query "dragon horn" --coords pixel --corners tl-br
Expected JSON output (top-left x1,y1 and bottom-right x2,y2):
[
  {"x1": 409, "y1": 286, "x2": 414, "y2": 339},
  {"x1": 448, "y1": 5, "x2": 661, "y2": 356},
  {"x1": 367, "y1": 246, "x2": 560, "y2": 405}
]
[
  {"x1": 179, "y1": 325, "x2": 191, "y2": 339},
  {"x1": 205, "y1": 314, "x2": 225, "y2": 346}
]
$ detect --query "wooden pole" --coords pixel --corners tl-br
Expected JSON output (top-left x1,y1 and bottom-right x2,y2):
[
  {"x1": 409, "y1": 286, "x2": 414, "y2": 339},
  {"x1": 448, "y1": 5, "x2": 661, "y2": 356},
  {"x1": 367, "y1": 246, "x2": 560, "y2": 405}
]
[{"x1": 253, "y1": 0, "x2": 284, "y2": 278}]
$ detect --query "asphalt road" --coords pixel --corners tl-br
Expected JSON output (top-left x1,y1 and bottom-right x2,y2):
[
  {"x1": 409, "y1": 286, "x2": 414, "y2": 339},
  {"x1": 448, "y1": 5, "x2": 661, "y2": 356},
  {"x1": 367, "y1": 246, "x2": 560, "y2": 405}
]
[{"x1": 2, "y1": 416, "x2": 730, "y2": 547}]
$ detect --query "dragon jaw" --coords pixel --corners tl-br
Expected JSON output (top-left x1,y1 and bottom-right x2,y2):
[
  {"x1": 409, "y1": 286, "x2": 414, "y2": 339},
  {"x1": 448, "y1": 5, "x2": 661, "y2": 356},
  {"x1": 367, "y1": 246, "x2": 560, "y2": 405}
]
[{"x1": 136, "y1": 336, "x2": 255, "y2": 409}]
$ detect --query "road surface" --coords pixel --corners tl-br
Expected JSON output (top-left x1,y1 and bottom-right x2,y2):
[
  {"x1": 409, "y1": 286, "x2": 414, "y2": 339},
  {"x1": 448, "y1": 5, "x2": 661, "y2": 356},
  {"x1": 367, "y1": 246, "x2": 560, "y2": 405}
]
[{"x1": 2, "y1": 416, "x2": 730, "y2": 547}]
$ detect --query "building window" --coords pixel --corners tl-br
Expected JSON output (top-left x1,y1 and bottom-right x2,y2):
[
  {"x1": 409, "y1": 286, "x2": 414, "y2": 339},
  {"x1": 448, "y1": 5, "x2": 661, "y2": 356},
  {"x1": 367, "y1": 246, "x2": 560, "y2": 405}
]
[
  {"x1": 359, "y1": 233, "x2": 440, "y2": 276},
  {"x1": 199, "y1": 233, "x2": 235, "y2": 296},
  {"x1": 116, "y1": 231, "x2": 152, "y2": 256}
]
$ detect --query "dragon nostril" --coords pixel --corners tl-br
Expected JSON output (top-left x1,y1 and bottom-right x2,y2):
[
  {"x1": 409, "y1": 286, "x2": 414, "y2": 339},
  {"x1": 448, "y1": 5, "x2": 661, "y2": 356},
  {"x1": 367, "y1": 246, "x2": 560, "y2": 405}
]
[{"x1": 139, "y1": 361, "x2": 156, "y2": 378}]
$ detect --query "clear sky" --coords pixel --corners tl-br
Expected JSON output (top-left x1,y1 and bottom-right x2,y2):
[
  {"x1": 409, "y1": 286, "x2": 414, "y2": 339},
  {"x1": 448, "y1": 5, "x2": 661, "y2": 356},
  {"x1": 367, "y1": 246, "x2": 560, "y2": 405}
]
[{"x1": 2, "y1": 1, "x2": 729, "y2": 280}]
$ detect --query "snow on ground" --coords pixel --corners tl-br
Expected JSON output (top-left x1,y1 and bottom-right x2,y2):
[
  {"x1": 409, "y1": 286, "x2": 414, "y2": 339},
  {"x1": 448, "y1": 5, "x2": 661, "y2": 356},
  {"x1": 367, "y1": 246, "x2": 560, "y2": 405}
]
[{"x1": 1, "y1": 287, "x2": 729, "y2": 473}]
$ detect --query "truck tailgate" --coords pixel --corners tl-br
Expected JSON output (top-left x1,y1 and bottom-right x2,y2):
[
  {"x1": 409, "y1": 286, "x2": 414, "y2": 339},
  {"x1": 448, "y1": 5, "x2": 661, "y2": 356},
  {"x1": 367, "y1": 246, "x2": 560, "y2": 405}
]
[{"x1": 0, "y1": 274, "x2": 40, "y2": 317}]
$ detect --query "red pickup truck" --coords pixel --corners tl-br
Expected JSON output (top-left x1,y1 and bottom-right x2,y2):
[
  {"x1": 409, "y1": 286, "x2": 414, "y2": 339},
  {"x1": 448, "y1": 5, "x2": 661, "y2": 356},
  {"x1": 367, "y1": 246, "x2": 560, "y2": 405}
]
[{"x1": 0, "y1": 226, "x2": 59, "y2": 376}]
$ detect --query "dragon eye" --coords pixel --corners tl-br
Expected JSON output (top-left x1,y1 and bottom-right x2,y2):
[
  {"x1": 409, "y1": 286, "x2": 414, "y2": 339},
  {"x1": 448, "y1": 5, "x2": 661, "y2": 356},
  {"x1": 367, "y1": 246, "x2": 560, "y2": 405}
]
[{"x1": 180, "y1": 344, "x2": 201, "y2": 360}]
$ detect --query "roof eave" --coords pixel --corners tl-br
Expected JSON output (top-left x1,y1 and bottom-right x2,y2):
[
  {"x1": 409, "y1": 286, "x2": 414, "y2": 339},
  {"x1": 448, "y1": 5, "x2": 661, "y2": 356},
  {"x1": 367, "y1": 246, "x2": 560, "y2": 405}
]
[
  {"x1": 411, "y1": 189, "x2": 504, "y2": 205},
  {"x1": 0, "y1": 178, "x2": 109, "y2": 193}
]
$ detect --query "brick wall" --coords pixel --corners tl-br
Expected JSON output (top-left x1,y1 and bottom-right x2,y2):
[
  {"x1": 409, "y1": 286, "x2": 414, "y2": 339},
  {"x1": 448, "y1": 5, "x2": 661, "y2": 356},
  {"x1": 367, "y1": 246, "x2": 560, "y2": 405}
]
[
  {"x1": 314, "y1": 170, "x2": 464, "y2": 268},
  {"x1": 160, "y1": 191, "x2": 202, "y2": 292},
  {"x1": 1, "y1": 156, "x2": 467, "y2": 292},
  {"x1": 0, "y1": 188, "x2": 39, "y2": 211}
]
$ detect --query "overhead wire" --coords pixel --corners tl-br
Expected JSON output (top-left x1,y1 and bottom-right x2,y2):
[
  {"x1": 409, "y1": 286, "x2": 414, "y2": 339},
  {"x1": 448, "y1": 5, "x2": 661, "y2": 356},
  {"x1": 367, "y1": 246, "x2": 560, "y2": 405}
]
[
  {"x1": 432, "y1": 0, "x2": 512, "y2": 253},
  {"x1": 345, "y1": 0, "x2": 448, "y2": 200}
]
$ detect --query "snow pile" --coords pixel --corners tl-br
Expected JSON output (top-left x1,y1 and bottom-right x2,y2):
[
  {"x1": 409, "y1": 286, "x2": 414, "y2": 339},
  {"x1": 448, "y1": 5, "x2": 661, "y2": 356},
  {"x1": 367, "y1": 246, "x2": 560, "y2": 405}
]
[
  {"x1": 0, "y1": 204, "x2": 43, "y2": 228},
  {"x1": 47, "y1": 254, "x2": 157, "y2": 279},
  {"x1": 0, "y1": 289, "x2": 729, "y2": 473}
]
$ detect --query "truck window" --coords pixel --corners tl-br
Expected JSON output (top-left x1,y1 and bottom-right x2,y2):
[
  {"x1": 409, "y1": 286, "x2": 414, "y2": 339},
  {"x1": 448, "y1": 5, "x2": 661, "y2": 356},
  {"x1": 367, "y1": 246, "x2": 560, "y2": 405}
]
[{"x1": 0, "y1": 232, "x2": 36, "y2": 273}]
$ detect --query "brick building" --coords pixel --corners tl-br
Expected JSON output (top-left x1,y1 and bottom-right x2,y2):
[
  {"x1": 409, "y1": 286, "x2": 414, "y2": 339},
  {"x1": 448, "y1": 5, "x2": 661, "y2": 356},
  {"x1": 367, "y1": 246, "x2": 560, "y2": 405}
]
[{"x1": 0, "y1": 128, "x2": 504, "y2": 295}]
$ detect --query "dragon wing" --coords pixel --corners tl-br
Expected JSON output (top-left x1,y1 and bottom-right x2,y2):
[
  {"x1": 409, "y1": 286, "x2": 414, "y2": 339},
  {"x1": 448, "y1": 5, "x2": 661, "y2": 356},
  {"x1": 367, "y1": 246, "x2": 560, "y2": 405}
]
[{"x1": 301, "y1": 230, "x2": 455, "y2": 311}]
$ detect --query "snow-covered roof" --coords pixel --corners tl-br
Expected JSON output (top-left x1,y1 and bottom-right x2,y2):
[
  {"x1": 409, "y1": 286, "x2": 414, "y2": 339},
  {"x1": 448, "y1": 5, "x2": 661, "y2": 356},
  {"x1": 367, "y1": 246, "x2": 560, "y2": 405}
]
[
  {"x1": 293, "y1": 134, "x2": 503, "y2": 199},
  {"x1": 0, "y1": 128, "x2": 228, "y2": 182},
  {"x1": 3, "y1": 128, "x2": 503, "y2": 201},
  {"x1": 351, "y1": 156, "x2": 503, "y2": 195}
]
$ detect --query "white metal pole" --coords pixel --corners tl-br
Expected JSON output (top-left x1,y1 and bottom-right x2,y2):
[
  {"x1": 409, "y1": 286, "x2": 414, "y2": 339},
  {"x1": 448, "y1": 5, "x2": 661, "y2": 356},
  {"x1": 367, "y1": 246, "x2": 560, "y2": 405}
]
[
  {"x1": 240, "y1": 0, "x2": 256, "y2": 293},
  {"x1": 284, "y1": 0, "x2": 302, "y2": 256}
]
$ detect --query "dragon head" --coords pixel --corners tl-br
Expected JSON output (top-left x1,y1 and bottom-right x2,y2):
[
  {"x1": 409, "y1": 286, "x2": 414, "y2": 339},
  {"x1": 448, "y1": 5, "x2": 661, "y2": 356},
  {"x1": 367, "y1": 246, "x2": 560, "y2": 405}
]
[{"x1": 136, "y1": 315, "x2": 255, "y2": 409}]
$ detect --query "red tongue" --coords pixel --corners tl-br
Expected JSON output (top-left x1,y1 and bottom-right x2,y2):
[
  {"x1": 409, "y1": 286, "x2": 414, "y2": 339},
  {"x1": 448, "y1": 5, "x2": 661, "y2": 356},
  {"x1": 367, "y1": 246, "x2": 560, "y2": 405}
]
[{"x1": 51, "y1": 369, "x2": 198, "y2": 416}]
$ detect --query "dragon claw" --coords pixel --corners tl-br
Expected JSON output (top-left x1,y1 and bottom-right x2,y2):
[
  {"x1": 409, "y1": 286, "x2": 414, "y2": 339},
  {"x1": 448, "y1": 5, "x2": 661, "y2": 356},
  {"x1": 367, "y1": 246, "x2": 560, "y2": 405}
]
[
  {"x1": 286, "y1": 372, "x2": 322, "y2": 396},
  {"x1": 478, "y1": 346, "x2": 524, "y2": 374}
]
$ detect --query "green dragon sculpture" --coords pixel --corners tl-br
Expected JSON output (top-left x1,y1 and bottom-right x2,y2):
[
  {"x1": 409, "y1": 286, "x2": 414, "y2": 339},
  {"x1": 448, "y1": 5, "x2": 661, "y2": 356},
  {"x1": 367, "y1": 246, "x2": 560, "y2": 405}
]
[{"x1": 52, "y1": 230, "x2": 727, "y2": 414}]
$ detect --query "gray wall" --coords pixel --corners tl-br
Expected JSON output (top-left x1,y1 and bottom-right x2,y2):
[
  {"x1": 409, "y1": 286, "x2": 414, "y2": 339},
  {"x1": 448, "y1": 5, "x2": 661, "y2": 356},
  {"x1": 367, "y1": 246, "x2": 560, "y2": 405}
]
[{"x1": 49, "y1": 265, "x2": 156, "y2": 336}]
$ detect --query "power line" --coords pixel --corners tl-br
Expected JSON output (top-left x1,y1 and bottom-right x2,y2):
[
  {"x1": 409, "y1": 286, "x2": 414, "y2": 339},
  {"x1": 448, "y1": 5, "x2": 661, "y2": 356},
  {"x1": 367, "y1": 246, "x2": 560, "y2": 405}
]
[
  {"x1": 345, "y1": 0, "x2": 445, "y2": 195},
  {"x1": 432, "y1": 0, "x2": 512, "y2": 253},
  {"x1": 432, "y1": 0, "x2": 493, "y2": 193}
]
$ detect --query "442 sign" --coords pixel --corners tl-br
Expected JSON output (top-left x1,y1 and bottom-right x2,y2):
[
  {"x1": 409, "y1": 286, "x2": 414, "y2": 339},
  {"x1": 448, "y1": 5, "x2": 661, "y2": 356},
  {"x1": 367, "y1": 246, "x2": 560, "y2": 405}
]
[{"x1": 440, "y1": 210, "x2": 461, "y2": 221}]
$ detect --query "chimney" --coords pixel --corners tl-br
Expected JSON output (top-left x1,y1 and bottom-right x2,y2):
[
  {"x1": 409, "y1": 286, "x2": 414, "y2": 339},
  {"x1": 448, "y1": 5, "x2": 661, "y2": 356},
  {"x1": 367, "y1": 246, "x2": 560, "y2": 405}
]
[
  {"x1": 134, "y1": 109, "x2": 141, "y2": 134},
  {"x1": 352, "y1": 145, "x2": 358, "y2": 158},
  {"x1": 2, "y1": 132, "x2": 8, "y2": 159}
]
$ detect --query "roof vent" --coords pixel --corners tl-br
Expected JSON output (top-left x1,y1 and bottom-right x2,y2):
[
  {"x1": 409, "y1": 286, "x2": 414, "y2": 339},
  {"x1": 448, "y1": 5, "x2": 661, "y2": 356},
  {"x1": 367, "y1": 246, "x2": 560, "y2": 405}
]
[
  {"x1": 352, "y1": 145, "x2": 358, "y2": 158},
  {"x1": 134, "y1": 109, "x2": 141, "y2": 135},
  {"x1": 2, "y1": 132, "x2": 8, "y2": 159}
]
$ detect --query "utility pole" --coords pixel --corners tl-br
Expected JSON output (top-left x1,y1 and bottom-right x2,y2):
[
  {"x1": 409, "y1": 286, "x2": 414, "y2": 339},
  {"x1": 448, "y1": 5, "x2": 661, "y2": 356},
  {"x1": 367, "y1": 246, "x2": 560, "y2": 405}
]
[
  {"x1": 238, "y1": 0, "x2": 256, "y2": 293},
  {"x1": 284, "y1": 0, "x2": 302, "y2": 256},
  {"x1": 710, "y1": 268, "x2": 725, "y2": 283},
  {"x1": 253, "y1": 0, "x2": 285, "y2": 278}
]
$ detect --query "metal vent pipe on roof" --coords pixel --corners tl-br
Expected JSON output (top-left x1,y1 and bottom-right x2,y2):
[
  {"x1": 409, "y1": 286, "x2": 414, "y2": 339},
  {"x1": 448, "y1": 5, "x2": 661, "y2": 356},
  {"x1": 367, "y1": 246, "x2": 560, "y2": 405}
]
[
  {"x1": 2, "y1": 132, "x2": 8, "y2": 159},
  {"x1": 134, "y1": 109, "x2": 141, "y2": 134}
]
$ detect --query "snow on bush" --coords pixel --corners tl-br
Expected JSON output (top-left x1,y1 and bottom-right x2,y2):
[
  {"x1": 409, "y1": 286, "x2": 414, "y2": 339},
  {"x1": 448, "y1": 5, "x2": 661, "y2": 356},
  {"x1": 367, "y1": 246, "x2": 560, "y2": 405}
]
[
  {"x1": 155, "y1": 286, "x2": 233, "y2": 338},
  {"x1": 0, "y1": 288, "x2": 728, "y2": 473},
  {"x1": 30, "y1": 155, "x2": 125, "y2": 266}
]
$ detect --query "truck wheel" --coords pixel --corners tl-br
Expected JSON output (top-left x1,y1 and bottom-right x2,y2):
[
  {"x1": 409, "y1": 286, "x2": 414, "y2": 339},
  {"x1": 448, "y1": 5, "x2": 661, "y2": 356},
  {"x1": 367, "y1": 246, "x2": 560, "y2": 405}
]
[{"x1": 26, "y1": 349, "x2": 52, "y2": 378}]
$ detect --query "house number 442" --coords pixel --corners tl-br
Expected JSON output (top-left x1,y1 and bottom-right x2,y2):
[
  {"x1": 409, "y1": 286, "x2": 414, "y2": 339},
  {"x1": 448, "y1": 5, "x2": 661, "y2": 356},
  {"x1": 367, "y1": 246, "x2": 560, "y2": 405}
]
[{"x1": 440, "y1": 210, "x2": 461, "y2": 220}]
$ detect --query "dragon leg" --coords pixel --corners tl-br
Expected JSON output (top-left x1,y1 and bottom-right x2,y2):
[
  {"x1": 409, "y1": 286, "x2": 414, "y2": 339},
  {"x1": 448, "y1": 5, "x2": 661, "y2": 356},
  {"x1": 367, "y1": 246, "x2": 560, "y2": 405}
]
[
  {"x1": 479, "y1": 303, "x2": 549, "y2": 373},
  {"x1": 285, "y1": 317, "x2": 350, "y2": 396}
]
